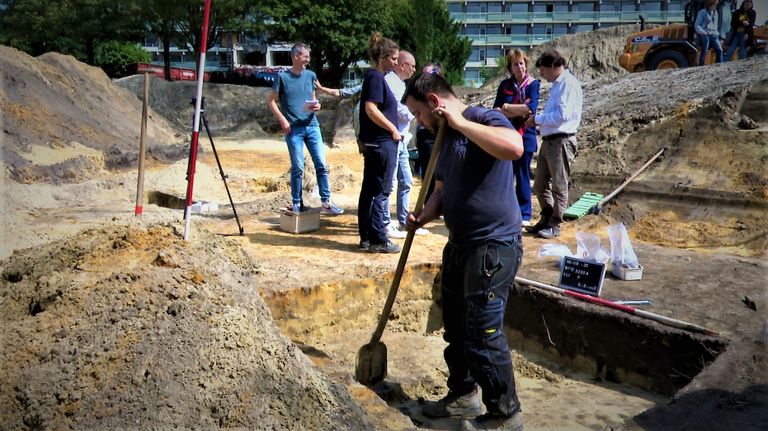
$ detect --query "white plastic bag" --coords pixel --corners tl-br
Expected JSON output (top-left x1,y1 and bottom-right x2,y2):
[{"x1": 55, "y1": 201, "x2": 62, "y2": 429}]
[
  {"x1": 538, "y1": 243, "x2": 574, "y2": 259},
  {"x1": 575, "y1": 232, "x2": 610, "y2": 263},
  {"x1": 608, "y1": 223, "x2": 640, "y2": 268}
]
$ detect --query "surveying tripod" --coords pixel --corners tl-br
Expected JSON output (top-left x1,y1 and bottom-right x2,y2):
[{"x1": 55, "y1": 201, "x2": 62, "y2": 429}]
[{"x1": 188, "y1": 97, "x2": 245, "y2": 236}]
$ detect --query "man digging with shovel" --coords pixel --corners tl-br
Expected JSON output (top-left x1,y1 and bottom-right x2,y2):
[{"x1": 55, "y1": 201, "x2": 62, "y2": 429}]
[{"x1": 403, "y1": 73, "x2": 526, "y2": 431}]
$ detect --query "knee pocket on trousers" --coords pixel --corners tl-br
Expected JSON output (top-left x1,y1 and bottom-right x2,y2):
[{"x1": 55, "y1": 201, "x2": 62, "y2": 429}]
[{"x1": 465, "y1": 296, "x2": 505, "y2": 340}]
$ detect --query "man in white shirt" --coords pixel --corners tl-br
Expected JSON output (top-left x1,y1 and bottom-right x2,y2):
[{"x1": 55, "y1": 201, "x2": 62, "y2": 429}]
[
  {"x1": 525, "y1": 50, "x2": 583, "y2": 239},
  {"x1": 383, "y1": 50, "x2": 429, "y2": 237}
]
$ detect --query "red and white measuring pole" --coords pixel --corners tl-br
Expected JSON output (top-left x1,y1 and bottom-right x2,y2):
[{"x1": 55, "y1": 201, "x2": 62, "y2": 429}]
[{"x1": 183, "y1": 0, "x2": 212, "y2": 240}]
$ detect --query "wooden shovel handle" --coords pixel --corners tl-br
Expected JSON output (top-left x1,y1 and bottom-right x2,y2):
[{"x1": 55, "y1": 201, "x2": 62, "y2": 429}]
[{"x1": 369, "y1": 118, "x2": 447, "y2": 344}]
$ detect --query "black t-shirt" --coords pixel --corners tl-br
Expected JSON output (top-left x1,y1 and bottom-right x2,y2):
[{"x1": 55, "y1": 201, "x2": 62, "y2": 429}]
[
  {"x1": 359, "y1": 68, "x2": 398, "y2": 143},
  {"x1": 435, "y1": 106, "x2": 522, "y2": 245}
]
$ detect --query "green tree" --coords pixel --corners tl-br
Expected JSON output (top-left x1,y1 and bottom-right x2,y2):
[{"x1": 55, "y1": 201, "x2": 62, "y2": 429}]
[
  {"x1": 0, "y1": 0, "x2": 144, "y2": 63},
  {"x1": 388, "y1": 0, "x2": 470, "y2": 85},
  {"x1": 140, "y1": 1, "x2": 184, "y2": 80},
  {"x1": 175, "y1": 0, "x2": 255, "y2": 66},
  {"x1": 262, "y1": 0, "x2": 391, "y2": 85}
]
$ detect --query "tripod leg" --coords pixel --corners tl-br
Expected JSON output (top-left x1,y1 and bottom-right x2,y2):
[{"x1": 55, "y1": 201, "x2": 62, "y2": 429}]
[{"x1": 202, "y1": 114, "x2": 245, "y2": 236}]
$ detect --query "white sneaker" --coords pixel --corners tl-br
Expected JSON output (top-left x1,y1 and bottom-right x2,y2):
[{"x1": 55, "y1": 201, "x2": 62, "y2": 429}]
[
  {"x1": 387, "y1": 224, "x2": 407, "y2": 239},
  {"x1": 398, "y1": 224, "x2": 429, "y2": 235},
  {"x1": 521, "y1": 220, "x2": 531, "y2": 227}
]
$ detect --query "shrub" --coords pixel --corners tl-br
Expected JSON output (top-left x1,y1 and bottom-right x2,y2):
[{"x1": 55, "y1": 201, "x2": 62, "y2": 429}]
[{"x1": 95, "y1": 41, "x2": 150, "y2": 78}]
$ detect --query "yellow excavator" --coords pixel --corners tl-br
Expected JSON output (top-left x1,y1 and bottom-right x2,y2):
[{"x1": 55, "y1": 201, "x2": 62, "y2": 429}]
[{"x1": 619, "y1": 1, "x2": 767, "y2": 73}]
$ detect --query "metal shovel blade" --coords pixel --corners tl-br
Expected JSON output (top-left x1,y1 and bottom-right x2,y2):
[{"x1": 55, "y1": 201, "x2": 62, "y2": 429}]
[{"x1": 355, "y1": 341, "x2": 387, "y2": 385}]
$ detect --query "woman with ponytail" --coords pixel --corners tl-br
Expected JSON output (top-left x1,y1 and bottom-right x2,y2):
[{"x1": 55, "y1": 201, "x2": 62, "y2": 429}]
[{"x1": 357, "y1": 32, "x2": 402, "y2": 254}]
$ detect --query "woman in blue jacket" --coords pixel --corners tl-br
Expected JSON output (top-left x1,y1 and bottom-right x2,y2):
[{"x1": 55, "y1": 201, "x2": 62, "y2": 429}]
[{"x1": 493, "y1": 49, "x2": 540, "y2": 227}]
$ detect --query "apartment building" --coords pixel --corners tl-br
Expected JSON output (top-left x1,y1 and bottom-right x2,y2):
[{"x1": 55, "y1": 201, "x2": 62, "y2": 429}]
[{"x1": 445, "y1": 0, "x2": 687, "y2": 86}]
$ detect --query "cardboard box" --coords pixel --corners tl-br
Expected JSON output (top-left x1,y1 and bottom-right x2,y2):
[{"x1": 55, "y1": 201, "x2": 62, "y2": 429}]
[
  {"x1": 279, "y1": 208, "x2": 320, "y2": 234},
  {"x1": 611, "y1": 263, "x2": 644, "y2": 280}
]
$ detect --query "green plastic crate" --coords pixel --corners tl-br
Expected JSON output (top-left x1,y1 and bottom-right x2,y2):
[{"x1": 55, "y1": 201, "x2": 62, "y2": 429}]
[{"x1": 563, "y1": 192, "x2": 604, "y2": 220}]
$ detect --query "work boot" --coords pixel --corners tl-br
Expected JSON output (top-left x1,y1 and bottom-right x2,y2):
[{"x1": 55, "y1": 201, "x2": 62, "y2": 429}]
[
  {"x1": 421, "y1": 388, "x2": 482, "y2": 418},
  {"x1": 524, "y1": 217, "x2": 548, "y2": 234},
  {"x1": 536, "y1": 226, "x2": 561, "y2": 239},
  {"x1": 368, "y1": 241, "x2": 400, "y2": 254},
  {"x1": 460, "y1": 412, "x2": 524, "y2": 431}
]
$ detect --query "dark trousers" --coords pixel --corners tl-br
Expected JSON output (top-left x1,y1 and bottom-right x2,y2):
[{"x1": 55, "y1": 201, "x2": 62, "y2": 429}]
[
  {"x1": 512, "y1": 151, "x2": 533, "y2": 221},
  {"x1": 358, "y1": 139, "x2": 397, "y2": 245},
  {"x1": 441, "y1": 236, "x2": 523, "y2": 417}
]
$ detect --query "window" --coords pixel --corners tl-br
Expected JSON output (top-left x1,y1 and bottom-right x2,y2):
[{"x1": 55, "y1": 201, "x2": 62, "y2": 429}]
[
  {"x1": 469, "y1": 48, "x2": 481, "y2": 62},
  {"x1": 601, "y1": 1, "x2": 619, "y2": 12},
  {"x1": 668, "y1": 0, "x2": 684, "y2": 11},
  {"x1": 486, "y1": 25, "x2": 502, "y2": 35},
  {"x1": 465, "y1": 69, "x2": 481, "y2": 80},
  {"x1": 486, "y1": 47, "x2": 501, "y2": 59},
  {"x1": 466, "y1": 4, "x2": 486, "y2": 14},
  {"x1": 575, "y1": 2, "x2": 596, "y2": 12},
  {"x1": 487, "y1": 2, "x2": 503, "y2": 13},
  {"x1": 640, "y1": 2, "x2": 662, "y2": 12},
  {"x1": 621, "y1": 1, "x2": 636, "y2": 12},
  {"x1": 507, "y1": 3, "x2": 527, "y2": 13},
  {"x1": 554, "y1": 3, "x2": 569, "y2": 13},
  {"x1": 554, "y1": 24, "x2": 569, "y2": 35},
  {"x1": 574, "y1": 24, "x2": 595, "y2": 32},
  {"x1": 447, "y1": 3, "x2": 462, "y2": 13},
  {"x1": 145, "y1": 35, "x2": 160, "y2": 47},
  {"x1": 465, "y1": 25, "x2": 482, "y2": 35},
  {"x1": 509, "y1": 24, "x2": 528, "y2": 34}
]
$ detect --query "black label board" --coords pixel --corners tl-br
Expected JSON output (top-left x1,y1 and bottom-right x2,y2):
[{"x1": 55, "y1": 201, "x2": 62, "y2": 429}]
[{"x1": 558, "y1": 256, "x2": 606, "y2": 296}]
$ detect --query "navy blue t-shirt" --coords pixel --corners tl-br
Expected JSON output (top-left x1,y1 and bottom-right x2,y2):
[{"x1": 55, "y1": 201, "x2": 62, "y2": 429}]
[
  {"x1": 435, "y1": 107, "x2": 522, "y2": 245},
  {"x1": 358, "y1": 68, "x2": 398, "y2": 143}
]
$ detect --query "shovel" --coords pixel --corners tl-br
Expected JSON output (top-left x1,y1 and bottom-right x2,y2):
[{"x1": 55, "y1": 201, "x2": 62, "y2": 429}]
[{"x1": 355, "y1": 117, "x2": 447, "y2": 386}]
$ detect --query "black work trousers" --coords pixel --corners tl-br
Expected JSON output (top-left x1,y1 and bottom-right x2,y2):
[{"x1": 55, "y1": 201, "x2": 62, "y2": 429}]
[{"x1": 441, "y1": 235, "x2": 524, "y2": 417}]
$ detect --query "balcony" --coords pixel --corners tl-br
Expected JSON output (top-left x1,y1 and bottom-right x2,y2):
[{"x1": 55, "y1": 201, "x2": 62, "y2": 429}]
[
  {"x1": 452, "y1": 10, "x2": 684, "y2": 24},
  {"x1": 465, "y1": 34, "x2": 557, "y2": 46}
]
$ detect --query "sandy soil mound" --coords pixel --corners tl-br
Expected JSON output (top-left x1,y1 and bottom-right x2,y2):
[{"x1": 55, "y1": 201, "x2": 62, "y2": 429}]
[
  {"x1": 1, "y1": 46, "x2": 185, "y2": 184},
  {"x1": 0, "y1": 222, "x2": 370, "y2": 430}
]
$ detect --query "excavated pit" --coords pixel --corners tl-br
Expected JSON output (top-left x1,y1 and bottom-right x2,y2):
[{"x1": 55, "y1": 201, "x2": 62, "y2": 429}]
[{"x1": 263, "y1": 264, "x2": 727, "y2": 429}]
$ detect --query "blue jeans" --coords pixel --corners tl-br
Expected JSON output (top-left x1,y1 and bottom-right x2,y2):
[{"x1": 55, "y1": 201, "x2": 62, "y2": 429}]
[
  {"x1": 285, "y1": 125, "x2": 331, "y2": 206},
  {"x1": 513, "y1": 151, "x2": 533, "y2": 222},
  {"x1": 441, "y1": 236, "x2": 523, "y2": 417},
  {"x1": 358, "y1": 139, "x2": 397, "y2": 245},
  {"x1": 698, "y1": 34, "x2": 723, "y2": 65},
  {"x1": 725, "y1": 31, "x2": 747, "y2": 61},
  {"x1": 383, "y1": 140, "x2": 413, "y2": 227}
]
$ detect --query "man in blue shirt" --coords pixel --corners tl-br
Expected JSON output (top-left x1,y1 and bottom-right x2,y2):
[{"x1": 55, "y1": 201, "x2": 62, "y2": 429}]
[
  {"x1": 525, "y1": 50, "x2": 583, "y2": 239},
  {"x1": 267, "y1": 43, "x2": 343, "y2": 215},
  {"x1": 404, "y1": 72, "x2": 525, "y2": 431}
]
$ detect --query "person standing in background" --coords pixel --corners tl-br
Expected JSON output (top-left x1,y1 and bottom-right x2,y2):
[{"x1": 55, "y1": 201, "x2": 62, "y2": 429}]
[
  {"x1": 383, "y1": 50, "x2": 429, "y2": 238},
  {"x1": 493, "y1": 49, "x2": 540, "y2": 228},
  {"x1": 724, "y1": 0, "x2": 757, "y2": 60},
  {"x1": 525, "y1": 50, "x2": 582, "y2": 240},
  {"x1": 357, "y1": 32, "x2": 402, "y2": 253},
  {"x1": 266, "y1": 42, "x2": 344, "y2": 215},
  {"x1": 695, "y1": 0, "x2": 724, "y2": 65}
]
